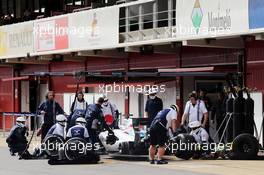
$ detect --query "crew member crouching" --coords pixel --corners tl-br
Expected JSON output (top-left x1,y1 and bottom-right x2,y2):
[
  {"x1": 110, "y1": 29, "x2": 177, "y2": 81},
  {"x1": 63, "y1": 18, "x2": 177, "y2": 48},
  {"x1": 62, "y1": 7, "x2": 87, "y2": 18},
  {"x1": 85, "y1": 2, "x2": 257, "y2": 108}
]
[
  {"x1": 189, "y1": 121, "x2": 209, "y2": 144},
  {"x1": 45, "y1": 114, "x2": 68, "y2": 140},
  {"x1": 189, "y1": 121, "x2": 211, "y2": 159},
  {"x1": 67, "y1": 117, "x2": 89, "y2": 141},
  {"x1": 6, "y1": 117, "x2": 31, "y2": 159},
  {"x1": 48, "y1": 117, "x2": 100, "y2": 164},
  {"x1": 37, "y1": 115, "x2": 67, "y2": 159},
  {"x1": 66, "y1": 117, "x2": 100, "y2": 163}
]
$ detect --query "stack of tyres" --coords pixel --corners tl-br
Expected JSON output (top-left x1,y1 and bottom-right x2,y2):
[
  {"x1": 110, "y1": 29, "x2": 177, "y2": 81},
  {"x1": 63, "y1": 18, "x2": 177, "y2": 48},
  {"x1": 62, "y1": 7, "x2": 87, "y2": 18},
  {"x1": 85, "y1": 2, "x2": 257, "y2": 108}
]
[
  {"x1": 233, "y1": 90, "x2": 246, "y2": 138},
  {"x1": 226, "y1": 97, "x2": 234, "y2": 142},
  {"x1": 244, "y1": 96, "x2": 254, "y2": 135}
]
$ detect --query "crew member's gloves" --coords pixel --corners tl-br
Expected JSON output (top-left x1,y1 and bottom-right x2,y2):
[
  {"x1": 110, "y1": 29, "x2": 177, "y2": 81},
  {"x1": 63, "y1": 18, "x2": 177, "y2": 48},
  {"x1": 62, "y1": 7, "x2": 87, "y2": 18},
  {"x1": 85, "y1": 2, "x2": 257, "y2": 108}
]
[{"x1": 106, "y1": 130, "x2": 118, "y2": 145}]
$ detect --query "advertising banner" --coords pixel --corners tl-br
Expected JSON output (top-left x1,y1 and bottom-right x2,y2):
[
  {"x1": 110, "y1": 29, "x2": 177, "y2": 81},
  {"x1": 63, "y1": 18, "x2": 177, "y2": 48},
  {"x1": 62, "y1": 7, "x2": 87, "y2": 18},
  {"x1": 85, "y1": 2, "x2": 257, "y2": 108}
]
[
  {"x1": 68, "y1": 6, "x2": 119, "y2": 50},
  {"x1": 34, "y1": 16, "x2": 69, "y2": 52},
  {"x1": 176, "y1": 0, "x2": 249, "y2": 39},
  {"x1": 0, "y1": 22, "x2": 34, "y2": 59}
]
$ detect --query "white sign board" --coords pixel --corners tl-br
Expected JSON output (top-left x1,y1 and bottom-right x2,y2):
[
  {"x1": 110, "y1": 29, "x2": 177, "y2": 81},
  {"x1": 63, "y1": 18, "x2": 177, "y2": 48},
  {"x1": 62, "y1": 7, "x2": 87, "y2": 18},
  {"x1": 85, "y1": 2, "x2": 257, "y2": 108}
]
[
  {"x1": 176, "y1": 0, "x2": 249, "y2": 39},
  {"x1": 69, "y1": 6, "x2": 119, "y2": 50},
  {"x1": 0, "y1": 21, "x2": 34, "y2": 59},
  {"x1": 0, "y1": 6, "x2": 119, "y2": 59}
]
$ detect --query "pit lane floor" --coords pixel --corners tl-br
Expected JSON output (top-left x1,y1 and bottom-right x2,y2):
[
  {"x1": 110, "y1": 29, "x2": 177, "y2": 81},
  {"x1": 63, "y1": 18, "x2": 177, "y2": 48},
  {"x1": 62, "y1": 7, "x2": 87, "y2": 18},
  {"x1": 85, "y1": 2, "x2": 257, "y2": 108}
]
[{"x1": 0, "y1": 137, "x2": 263, "y2": 175}]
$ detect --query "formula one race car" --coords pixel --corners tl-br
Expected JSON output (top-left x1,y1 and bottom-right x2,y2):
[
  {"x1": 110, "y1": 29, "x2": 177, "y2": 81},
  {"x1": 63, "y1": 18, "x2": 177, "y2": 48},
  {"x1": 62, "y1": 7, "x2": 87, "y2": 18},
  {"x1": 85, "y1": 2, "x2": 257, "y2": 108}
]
[
  {"x1": 99, "y1": 118, "x2": 149, "y2": 158},
  {"x1": 100, "y1": 117, "x2": 261, "y2": 160}
]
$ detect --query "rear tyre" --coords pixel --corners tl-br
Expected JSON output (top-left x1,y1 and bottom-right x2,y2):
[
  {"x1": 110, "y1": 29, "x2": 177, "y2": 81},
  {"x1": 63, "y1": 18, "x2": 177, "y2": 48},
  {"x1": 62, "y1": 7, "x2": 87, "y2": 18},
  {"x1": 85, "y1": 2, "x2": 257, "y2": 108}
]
[
  {"x1": 120, "y1": 142, "x2": 130, "y2": 154},
  {"x1": 43, "y1": 135, "x2": 64, "y2": 158},
  {"x1": 229, "y1": 133, "x2": 259, "y2": 160},
  {"x1": 174, "y1": 134, "x2": 196, "y2": 160}
]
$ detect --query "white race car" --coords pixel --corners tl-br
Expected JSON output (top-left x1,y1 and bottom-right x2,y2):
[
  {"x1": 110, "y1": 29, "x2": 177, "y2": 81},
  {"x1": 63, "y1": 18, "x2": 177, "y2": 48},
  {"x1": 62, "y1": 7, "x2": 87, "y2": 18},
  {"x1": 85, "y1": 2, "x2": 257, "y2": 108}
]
[{"x1": 99, "y1": 118, "x2": 149, "y2": 157}]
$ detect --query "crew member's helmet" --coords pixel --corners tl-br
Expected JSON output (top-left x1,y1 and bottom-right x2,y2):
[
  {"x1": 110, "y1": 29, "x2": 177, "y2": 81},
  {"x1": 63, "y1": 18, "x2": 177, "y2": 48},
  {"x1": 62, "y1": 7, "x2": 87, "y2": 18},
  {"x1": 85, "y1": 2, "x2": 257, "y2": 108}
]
[
  {"x1": 102, "y1": 95, "x2": 108, "y2": 102},
  {"x1": 170, "y1": 104, "x2": 179, "y2": 112},
  {"x1": 75, "y1": 117, "x2": 87, "y2": 126},
  {"x1": 16, "y1": 117, "x2": 26, "y2": 127},
  {"x1": 56, "y1": 114, "x2": 67, "y2": 126},
  {"x1": 148, "y1": 88, "x2": 159, "y2": 95},
  {"x1": 188, "y1": 121, "x2": 201, "y2": 129}
]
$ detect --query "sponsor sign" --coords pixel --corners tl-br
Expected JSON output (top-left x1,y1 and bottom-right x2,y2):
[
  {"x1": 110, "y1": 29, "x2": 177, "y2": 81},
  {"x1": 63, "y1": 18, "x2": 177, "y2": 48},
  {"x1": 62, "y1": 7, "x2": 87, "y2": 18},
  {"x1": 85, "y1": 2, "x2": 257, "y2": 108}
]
[
  {"x1": 0, "y1": 22, "x2": 33, "y2": 58},
  {"x1": 68, "y1": 6, "x2": 119, "y2": 50},
  {"x1": 176, "y1": 0, "x2": 249, "y2": 39},
  {"x1": 34, "y1": 17, "x2": 69, "y2": 52}
]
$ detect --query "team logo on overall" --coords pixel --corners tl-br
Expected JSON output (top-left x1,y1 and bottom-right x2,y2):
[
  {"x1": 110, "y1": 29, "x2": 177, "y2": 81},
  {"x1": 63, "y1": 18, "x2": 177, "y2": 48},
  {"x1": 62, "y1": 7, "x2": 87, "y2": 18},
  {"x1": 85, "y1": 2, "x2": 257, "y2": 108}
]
[{"x1": 191, "y1": 0, "x2": 203, "y2": 34}]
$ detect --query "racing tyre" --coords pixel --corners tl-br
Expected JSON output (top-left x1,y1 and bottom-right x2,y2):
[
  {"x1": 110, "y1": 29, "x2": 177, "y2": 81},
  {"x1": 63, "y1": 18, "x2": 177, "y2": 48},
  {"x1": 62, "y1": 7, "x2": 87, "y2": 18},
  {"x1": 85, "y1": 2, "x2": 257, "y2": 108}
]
[
  {"x1": 229, "y1": 133, "x2": 259, "y2": 160},
  {"x1": 120, "y1": 142, "x2": 130, "y2": 154},
  {"x1": 173, "y1": 134, "x2": 196, "y2": 160},
  {"x1": 43, "y1": 135, "x2": 64, "y2": 157},
  {"x1": 64, "y1": 138, "x2": 90, "y2": 161}
]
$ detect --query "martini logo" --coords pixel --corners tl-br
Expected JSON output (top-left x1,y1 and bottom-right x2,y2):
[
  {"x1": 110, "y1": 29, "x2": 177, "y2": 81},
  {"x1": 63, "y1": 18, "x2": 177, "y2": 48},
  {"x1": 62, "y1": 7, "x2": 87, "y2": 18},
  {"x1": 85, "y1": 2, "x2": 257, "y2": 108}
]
[{"x1": 191, "y1": 0, "x2": 203, "y2": 34}]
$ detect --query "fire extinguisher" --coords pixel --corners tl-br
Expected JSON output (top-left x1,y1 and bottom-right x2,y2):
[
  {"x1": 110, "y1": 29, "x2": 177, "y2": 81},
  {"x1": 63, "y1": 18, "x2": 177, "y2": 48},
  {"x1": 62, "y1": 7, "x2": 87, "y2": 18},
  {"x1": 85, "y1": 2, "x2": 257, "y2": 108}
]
[
  {"x1": 244, "y1": 89, "x2": 254, "y2": 135},
  {"x1": 233, "y1": 89, "x2": 246, "y2": 138}
]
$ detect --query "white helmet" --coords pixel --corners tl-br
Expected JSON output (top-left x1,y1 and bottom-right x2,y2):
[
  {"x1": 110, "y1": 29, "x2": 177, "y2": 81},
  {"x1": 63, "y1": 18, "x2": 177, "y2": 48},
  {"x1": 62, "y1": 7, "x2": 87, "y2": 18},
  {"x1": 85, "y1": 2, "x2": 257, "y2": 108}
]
[
  {"x1": 188, "y1": 121, "x2": 201, "y2": 129},
  {"x1": 56, "y1": 114, "x2": 67, "y2": 126},
  {"x1": 16, "y1": 117, "x2": 26, "y2": 127},
  {"x1": 170, "y1": 104, "x2": 179, "y2": 112},
  {"x1": 102, "y1": 95, "x2": 108, "y2": 102},
  {"x1": 56, "y1": 114, "x2": 67, "y2": 122},
  {"x1": 16, "y1": 117, "x2": 26, "y2": 123},
  {"x1": 146, "y1": 87, "x2": 159, "y2": 95},
  {"x1": 76, "y1": 117, "x2": 87, "y2": 125}
]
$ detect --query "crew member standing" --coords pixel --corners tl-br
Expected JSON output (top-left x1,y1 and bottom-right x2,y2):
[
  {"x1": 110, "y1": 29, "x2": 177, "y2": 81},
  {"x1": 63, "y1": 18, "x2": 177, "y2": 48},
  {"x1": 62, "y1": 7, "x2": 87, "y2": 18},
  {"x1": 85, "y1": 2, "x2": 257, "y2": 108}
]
[
  {"x1": 38, "y1": 91, "x2": 65, "y2": 141},
  {"x1": 70, "y1": 91, "x2": 88, "y2": 113},
  {"x1": 85, "y1": 97, "x2": 113, "y2": 144},
  {"x1": 68, "y1": 91, "x2": 88, "y2": 130},
  {"x1": 101, "y1": 96, "x2": 119, "y2": 128},
  {"x1": 181, "y1": 91, "x2": 208, "y2": 130},
  {"x1": 145, "y1": 88, "x2": 163, "y2": 127},
  {"x1": 149, "y1": 104, "x2": 178, "y2": 164},
  {"x1": 198, "y1": 89, "x2": 212, "y2": 111}
]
